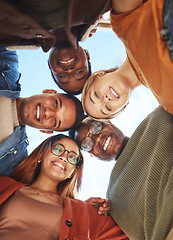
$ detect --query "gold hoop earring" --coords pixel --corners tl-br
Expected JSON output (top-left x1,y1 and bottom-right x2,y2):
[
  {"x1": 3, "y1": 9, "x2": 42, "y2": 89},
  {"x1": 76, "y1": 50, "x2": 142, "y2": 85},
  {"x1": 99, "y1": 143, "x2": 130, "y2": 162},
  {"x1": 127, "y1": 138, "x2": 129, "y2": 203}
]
[
  {"x1": 125, "y1": 100, "x2": 129, "y2": 107},
  {"x1": 123, "y1": 101, "x2": 129, "y2": 110}
]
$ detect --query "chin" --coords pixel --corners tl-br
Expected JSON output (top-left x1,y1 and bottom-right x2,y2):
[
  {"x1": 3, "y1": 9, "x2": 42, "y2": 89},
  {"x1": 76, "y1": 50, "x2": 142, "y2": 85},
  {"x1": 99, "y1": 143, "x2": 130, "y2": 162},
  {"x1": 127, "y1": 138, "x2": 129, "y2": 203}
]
[{"x1": 96, "y1": 155, "x2": 115, "y2": 161}]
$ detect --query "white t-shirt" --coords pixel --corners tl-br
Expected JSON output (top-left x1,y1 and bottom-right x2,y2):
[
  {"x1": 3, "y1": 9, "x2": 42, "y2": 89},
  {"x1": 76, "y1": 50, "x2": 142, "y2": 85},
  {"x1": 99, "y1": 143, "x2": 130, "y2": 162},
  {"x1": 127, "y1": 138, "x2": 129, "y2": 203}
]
[{"x1": 0, "y1": 96, "x2": 19, "y2": 144}]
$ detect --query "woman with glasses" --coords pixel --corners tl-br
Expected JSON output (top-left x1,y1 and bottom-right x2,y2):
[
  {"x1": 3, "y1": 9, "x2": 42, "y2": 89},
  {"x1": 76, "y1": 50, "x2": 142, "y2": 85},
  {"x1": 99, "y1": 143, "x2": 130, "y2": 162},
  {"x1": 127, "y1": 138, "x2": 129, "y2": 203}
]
[{"x1": 0, "y1": 134, "x2": 128, "y2": 240}]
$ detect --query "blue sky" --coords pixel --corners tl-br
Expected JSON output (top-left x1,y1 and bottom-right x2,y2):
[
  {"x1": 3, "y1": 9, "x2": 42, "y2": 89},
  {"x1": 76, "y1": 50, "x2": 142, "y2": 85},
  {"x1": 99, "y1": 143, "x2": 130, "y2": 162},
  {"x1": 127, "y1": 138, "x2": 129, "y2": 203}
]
[{"x1": 18, "y1": 28, "x2": 158, "y2": 200}]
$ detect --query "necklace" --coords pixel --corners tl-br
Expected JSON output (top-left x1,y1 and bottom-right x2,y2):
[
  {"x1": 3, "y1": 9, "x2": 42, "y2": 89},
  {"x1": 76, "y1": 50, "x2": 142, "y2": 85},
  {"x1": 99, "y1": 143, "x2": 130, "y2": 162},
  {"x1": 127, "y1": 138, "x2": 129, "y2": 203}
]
[
  {"x1": 30, "y1": 186, "x2": 58, "y2": 196},
  {"x1": 21, "y1": 186, "x2": 63, "y2": 206}
]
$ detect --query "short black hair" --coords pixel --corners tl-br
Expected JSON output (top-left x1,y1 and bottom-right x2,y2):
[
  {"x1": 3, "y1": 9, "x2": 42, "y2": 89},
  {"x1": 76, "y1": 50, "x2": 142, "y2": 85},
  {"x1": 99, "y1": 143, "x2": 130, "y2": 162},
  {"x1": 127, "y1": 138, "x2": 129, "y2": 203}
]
[
  {"x1": 66, "y1": 94, "x2": 86, "y2": 130},
  {"x1": 51, "y1": 60, "x2": 92, "y2": 95},
  {"x1": 68, "y1": 115, "x2": 88, "y2": 139},
  {"x1": 68, "y1": 127, "x2": 75, "y2": 139}
]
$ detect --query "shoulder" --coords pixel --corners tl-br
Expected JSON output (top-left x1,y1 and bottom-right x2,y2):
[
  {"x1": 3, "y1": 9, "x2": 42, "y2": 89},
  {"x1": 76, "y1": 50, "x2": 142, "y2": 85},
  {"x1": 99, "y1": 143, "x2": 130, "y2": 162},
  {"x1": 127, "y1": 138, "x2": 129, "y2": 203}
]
[
  {"x1": 0, "y1": 176, "x2": 24, "y2": 204},
  {"x1": 64, "y1": 197, "x2": 114, "y2": 223},
  {"x1": 112, "y1": 0, "x2": 145, "y2": 15}
]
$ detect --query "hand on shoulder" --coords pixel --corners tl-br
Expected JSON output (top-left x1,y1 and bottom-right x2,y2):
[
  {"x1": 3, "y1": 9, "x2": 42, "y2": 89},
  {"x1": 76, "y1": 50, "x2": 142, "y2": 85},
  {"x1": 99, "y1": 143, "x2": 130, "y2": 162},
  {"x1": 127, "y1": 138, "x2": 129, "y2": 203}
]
[{"x1": 85, "y1": 197, "x2": 111, "y2": 215}]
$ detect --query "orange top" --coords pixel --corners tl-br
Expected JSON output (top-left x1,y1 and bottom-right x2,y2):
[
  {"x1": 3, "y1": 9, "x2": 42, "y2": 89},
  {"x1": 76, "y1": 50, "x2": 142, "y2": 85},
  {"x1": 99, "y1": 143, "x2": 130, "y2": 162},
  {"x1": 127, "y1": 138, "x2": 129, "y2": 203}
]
[
  {"x1": 0, "y1": 176, "x2": 129, "y2": 240},
  {"x1": 111, "y1": 0, "x2": 173, "y2": 114}
]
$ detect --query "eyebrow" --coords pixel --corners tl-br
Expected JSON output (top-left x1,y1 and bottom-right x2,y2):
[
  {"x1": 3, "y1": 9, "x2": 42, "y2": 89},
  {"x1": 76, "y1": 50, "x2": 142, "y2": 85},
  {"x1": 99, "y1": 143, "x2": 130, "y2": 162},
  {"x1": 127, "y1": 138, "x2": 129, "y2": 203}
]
[
  {"x1": 59, "y1": 98, "x2": 62, "y2": 108},
  {"x1": 54, "y1": 98, "x2": 62, "y2": 130},
  {"x1": 89, "y1": 92, "x2": 95, "y2": 104},
  {"x1": 57, "y1": 99, "x2": 62, "y2": 128},
  {"x1": 55, "y1": 120, "x2": 61, "y2": 130},
  {"x1": 89, "y1": 92, "x2": 109, "y2": 116},
  {"x1": 100, "y1": 110, "x2": 109, "y2": 116}
]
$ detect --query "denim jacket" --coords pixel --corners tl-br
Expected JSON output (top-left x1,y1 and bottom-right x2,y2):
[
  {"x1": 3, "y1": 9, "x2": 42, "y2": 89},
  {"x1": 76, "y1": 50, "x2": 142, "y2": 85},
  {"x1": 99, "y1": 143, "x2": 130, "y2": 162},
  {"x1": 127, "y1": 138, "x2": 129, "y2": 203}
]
[{"x1": 0, "y1": 47, "x2": 29, "y2": 176}]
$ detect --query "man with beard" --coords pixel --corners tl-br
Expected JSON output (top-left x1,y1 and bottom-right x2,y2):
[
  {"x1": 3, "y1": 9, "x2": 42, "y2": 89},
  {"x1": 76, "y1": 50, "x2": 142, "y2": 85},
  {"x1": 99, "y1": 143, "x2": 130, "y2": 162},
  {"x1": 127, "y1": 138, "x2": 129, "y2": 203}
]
[{"x1": 70, "y1": 106, "x2": 173, "y2": 240}]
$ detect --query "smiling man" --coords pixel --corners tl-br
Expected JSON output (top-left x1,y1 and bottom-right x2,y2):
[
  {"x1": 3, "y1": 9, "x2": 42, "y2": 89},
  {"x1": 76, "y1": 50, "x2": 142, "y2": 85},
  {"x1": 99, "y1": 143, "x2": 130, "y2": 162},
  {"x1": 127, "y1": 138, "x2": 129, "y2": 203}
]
[
  {"x1": 16, "y1": 90, "x2": 83, "y2": 133},
  {"x1": 0, "y1": 47, "x2": 84, "y2": 176},
  {"x1": 48, "y1": 43, "x2": 91, "y2": 95},
  {"x1": 71, "y1": 106, "x2": 173, "y2": 240},
  {"x1": 69, "y1": 117, "x2": 129, "y2": 161}
]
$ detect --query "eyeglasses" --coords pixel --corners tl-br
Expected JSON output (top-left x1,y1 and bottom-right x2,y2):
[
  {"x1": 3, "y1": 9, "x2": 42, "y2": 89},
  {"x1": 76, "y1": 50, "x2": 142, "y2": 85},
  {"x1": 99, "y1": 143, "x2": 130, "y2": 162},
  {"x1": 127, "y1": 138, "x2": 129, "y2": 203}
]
[
  {"x1": 51, "y1": 143, "x2": 81, "y2": 165},
  {"x1": 81, "y1": 121, "x2": 103, "y2": 152}
]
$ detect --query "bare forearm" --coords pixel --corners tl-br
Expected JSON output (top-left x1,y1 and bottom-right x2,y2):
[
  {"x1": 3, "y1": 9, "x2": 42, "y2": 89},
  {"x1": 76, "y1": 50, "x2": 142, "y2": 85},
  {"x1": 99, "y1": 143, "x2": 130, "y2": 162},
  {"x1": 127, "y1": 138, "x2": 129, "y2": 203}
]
[{"x1": 112, "y1": 0, "x2": 144, "y2": 14}]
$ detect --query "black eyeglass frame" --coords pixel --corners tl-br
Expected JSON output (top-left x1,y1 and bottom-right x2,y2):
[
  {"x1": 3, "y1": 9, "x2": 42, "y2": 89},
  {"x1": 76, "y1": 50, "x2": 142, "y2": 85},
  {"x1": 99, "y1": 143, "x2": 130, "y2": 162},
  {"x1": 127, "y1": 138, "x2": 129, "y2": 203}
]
[
  {"x1": 51, "y1": 143, "x2": 81, "y2": 165},
  {"x1": 81, "y1": 121, "x2": 103, "y2": 152}
]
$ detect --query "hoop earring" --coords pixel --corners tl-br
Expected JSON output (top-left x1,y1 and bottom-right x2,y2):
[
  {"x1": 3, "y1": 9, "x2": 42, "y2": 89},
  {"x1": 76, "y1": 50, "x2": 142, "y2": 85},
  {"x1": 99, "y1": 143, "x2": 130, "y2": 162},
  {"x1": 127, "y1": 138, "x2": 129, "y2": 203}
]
[
  {"x1": 126, "y1": 100, "x2": 129, "y2": 107},
  {"x1": 123, "y1": 100, "x2": 129, "y2": 110}
]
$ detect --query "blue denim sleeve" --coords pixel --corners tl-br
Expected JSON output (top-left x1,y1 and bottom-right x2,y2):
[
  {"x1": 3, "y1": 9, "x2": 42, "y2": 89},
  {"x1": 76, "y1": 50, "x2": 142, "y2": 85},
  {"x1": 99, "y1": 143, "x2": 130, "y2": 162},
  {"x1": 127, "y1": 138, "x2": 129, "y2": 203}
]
[
  {"x1": 161, "y1": 0, "x2": 173, "y2": 60},
  {"x1": 0, "y1": 47, "x2": 21, "y2": 93},
  {"x1": 0, "y1": 126, "x2": 29, "y2": 176}
]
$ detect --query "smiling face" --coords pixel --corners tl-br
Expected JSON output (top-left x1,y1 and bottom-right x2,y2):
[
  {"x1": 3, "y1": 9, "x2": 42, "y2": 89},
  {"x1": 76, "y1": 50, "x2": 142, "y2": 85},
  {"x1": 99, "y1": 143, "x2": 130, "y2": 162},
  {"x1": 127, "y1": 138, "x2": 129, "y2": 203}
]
[
  {"x1": 17, "y1": 93, "x2": 76, "y2": 131},
  {"x1": 41, "y1": 137, "x2": 79, "y2": 182},
  {"x1": 74, "y1": 118, "x2": 125, "y2": 160},
  {"x1": 84, "y1": 72, "x2": 130, "y2": 119},
  {"x1": 48, "y1": 45, "x2": 90, "y2": 94}
]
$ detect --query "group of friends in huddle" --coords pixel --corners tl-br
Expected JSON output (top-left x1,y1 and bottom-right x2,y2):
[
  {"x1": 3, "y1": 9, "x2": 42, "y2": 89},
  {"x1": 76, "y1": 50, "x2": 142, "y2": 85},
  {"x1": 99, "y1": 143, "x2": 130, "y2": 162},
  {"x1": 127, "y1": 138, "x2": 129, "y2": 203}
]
[{"x1": 0, "y1": 0, "x2": 173, "y2": 239}]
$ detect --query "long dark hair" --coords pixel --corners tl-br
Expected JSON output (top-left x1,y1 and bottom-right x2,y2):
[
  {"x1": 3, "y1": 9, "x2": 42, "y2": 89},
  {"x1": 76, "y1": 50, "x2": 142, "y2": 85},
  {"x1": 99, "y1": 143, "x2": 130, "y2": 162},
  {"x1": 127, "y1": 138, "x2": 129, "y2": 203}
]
[{"x1": 10, "y1": 134, "x2": 83, "y2": 199}]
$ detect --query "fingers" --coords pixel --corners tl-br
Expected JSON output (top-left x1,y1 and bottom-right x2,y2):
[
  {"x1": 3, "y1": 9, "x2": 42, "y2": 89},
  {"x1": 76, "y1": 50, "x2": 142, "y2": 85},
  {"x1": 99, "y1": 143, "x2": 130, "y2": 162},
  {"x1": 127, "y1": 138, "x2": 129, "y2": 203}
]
[
  {"x1": 85, "y1": 198, "x2": 111, "y2": 215},
  {"x1": 103, "y1": 200, "x2": 111, "y2": 207},
  {"x1": 42, "y1": 89, "x2": 57, "y2": 94},
  {"x1": 85, "y1": 197, "x2": 105, "y2": 205},
  {"x1": 98, "y1": 205, "x2": 111, "y2": 215},
  {"x1": 39, "y1": 130, "x2": 53, "y2": 134},
  {"x1": 98, "y1": 200, "x2": 111, "y2": 215}
]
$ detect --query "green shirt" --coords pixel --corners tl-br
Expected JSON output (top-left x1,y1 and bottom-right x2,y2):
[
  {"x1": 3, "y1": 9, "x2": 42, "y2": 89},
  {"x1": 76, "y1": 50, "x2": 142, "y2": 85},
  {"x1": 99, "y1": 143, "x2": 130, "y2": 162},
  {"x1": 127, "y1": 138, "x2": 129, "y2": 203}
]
[{"x1": 107, "y1": 106, "x2": 173, "y2": 240}]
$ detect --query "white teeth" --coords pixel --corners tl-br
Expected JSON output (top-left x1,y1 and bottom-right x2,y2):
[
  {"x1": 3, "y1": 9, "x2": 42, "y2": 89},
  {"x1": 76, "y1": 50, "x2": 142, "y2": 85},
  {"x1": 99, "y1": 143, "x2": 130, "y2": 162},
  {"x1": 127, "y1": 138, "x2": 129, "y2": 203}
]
[
  {"x1": 37, "y1": 105, "x2": 40, "y2": 120},
  {"x1": 60, "y1": 58, "x2": 74, "y2": 64},
  {"x1": 110, "y1": 87, "x2": 119, "y2": 98},
  {"x1": 53, "y1": 162, "x2": 65, "y2": 170},
  {"x1": 103, "y1": 136, "x2": 111, "y2": 151}
]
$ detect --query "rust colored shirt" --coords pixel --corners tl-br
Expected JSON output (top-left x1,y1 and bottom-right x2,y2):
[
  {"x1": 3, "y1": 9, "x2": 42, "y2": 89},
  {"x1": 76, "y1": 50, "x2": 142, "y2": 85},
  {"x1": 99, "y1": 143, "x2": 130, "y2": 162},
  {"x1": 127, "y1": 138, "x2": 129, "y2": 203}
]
[
  {"x1": 111, "y1": 0, "x2": 173, "y2": 114},
  {"x1": 0, "y1": 176, "x2": 129, "y2": 240}
]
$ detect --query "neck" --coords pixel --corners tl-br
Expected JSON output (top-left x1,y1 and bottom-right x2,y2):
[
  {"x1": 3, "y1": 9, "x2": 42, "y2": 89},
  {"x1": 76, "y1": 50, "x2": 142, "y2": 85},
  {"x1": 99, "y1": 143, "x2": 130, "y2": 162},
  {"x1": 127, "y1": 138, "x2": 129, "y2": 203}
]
[
  {"x1": 116, "y1": 58, "x2": 140, "y2": 90},
  {"x1": 116, "y1": 135, "x2": 129, "y2": 160},
  {"x1": 16, "y1": 97, "x2": 25, "y2": 125},
  {"x1": 31, "y1": 174, "x2": 59, "y2": 194}
]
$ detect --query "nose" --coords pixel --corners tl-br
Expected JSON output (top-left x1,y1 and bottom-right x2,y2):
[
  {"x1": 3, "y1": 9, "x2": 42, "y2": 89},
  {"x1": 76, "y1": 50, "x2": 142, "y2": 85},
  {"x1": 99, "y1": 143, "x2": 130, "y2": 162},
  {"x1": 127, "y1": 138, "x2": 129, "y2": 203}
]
[
  {"x1": 45, "y1": 107, "x2": 55, "y2": 119},
  {"x1": 64, "y1": 66, "x2": 74, "y2": 72},
  {"x1": 94, "y1": 132, "x2": 102, "y2": 146},
  {"x1": 59, "y1": 157, "x2": 67, "y2": 162},
  {"x1": 104, "y1": 93, "x2": 111, "y2": 101},
  {"x1": 59, "y1": 151, "x2": 68, "y2": 162}
]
